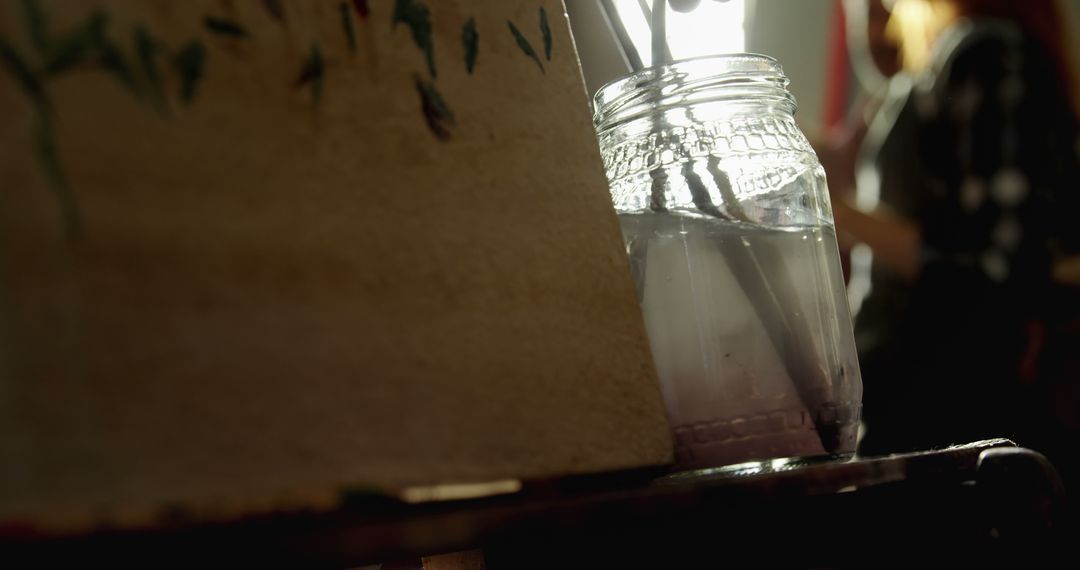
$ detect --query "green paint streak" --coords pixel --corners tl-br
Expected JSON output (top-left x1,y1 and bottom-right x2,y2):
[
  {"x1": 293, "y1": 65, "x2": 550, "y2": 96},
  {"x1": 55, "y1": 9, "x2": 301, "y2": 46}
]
[
  {"x1": 311, "y1": 45, "x2": 323, "y2": 106},
  {"x1": 262, "y1": 0, "x2": 286, "y2": 22},
  {"x1": 173, "y1": 41, "x2": 206, "y2": 104},
  {"x1": 3, "y1": 3, "x2": 216, "y2": 240},
  {"x1": 507, "y1": 20, "x2": 543, "y2": 74},
  {"x1": 134, "y1": 27, "x2": 160, "y2": 83},
  {"x1": 415, "y1": 74, "x2": 454, "y2": 141},
  {"x1": 34, "y1": 113, "x2": 80, "y2": 239},
  {"x1": 203, "y1": 16, "x2": 247, "y2": 38},
  {"x1": 539, "y1": 6, "x2": 552, "y2": 61},
  {"x1": 20, "y1": 0, "x2": 48, "y2": 54},
  {"x1": 392, "y1": 0, "x2": 436, "y2": 78},
  {"x1": 339, "y1": 2, "x2": 357, "y2": 53},
  {"x1": 0, "y1": 37, "x2": 49, "y2": 111},
  {"x1": 462, "y1": 17, "x2": 478, "y2": 74},
  {"x1": 40, "y1": 11, "x2": 104, "y2": 76},
  {"x1": 135, "y1": 26, "x2": 166, "y2": 112},
  {"x1": 89, "y1": 20, "x2": 140, "y2": 98},
  {"x1": 37, "y1": 10, "x2": 140, "y2": 101},
  {"x1": 1, "y1": 36, "x2": 79, "y2": 238},
  {"x1": 419, "y1": 80, "x2": 452, "y2": 122},
  {"x1": 295, "y1": 43, "x2": 324, "y2": 107},
  {"x1": 3, "y1": 10, "x2": 87, "y2": 240}
]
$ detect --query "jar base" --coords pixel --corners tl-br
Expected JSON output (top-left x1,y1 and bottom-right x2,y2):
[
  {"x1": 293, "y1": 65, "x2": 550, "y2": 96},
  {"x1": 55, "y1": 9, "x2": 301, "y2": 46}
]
[
  {"x1": 670, "y1": 414, "x2": 859, "y2": 472},
  {"x1": 656, "y1": 451, "x2": 857, "y2": 485}
]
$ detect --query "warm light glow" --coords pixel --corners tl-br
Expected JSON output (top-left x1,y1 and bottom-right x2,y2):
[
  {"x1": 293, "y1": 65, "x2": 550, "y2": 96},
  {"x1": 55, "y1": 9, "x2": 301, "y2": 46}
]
[
  {"x1": 847, "y1": 243, "x2": 873, "y2": 316},
  {"x1": 399, "y1": 479, "x2": 523, "y2": 503},
  {"x1": 886, "y1": 0, "x2": 959, "y2": 73},
  {"x1": 613, "y1": 0, "x2": 746, "y2": 67}
]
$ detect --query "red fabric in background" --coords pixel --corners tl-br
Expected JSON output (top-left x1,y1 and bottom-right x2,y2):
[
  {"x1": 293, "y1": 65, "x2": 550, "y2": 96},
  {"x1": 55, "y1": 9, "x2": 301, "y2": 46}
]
[
  {"x1": 823, "y1": 0, "x2": 852, "y2": 282},
  {"x1": 824, "y1": 0, "x2": 850, "y2": 130}
]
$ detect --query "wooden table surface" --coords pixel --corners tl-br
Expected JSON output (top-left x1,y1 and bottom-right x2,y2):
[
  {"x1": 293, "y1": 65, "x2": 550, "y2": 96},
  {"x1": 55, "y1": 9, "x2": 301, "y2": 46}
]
[{"x1": 4, "y1": 439, "x2": 1070, "y2": 568}]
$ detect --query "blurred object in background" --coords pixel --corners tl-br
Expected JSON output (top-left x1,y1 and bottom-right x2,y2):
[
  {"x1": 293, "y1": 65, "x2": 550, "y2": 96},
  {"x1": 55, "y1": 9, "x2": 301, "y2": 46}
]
[
  {"x1": 825, "y1": 0, "x2": 1080, "y2": 493},
  {"x1": 812, "y1": 0, "x2": 904, "y2": 313},
  {"x1": 847, "y1": 0, "x2": 903, "y2": 91}
]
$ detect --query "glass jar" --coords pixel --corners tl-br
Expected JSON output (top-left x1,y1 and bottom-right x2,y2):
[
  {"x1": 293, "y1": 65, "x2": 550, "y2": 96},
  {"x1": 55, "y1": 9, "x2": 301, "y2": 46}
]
[{"x1": 594, "y1": 55, "x2": 862, "y2": 469}]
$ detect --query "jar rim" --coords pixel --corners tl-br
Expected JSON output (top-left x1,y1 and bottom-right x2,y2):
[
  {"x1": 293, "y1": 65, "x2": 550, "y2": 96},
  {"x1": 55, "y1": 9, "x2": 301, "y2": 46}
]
[{"x1": 593, "y1": 53, "x2": 796, "y2": 132}]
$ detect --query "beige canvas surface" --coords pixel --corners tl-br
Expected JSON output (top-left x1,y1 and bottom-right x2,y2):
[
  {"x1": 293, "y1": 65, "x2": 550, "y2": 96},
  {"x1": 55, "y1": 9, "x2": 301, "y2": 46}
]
[{"x1": 0, "y1": 0, "x2": 671, "y2": 529}]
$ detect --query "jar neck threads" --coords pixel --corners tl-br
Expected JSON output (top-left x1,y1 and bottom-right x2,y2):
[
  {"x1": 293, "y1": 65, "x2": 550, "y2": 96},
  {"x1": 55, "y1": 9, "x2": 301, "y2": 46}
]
[{"x1": 593, "y1": 54, "x2": 796, "y2": 134}]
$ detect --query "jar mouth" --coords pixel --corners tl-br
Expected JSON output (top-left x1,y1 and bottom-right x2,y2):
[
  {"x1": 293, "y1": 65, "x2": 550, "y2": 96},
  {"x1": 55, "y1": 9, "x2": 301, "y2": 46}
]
[{"x1": 593, "y1": 53, "x2": 796, "y2": 133}]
